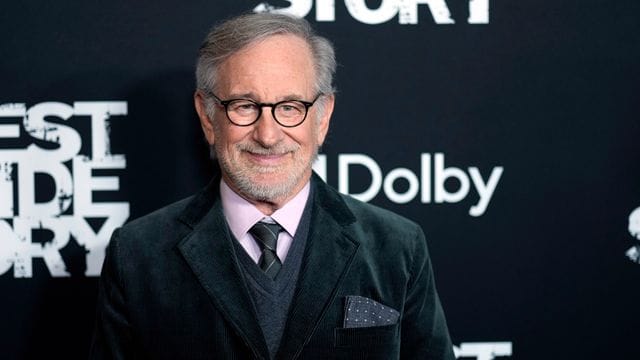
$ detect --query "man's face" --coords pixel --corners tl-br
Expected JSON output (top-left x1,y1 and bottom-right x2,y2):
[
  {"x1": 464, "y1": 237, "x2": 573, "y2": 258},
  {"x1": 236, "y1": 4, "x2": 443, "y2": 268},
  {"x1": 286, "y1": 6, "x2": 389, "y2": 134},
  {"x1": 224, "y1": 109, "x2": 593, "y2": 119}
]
[{"x1": 195, "y1": 34, "x2": 333, "y2": 207}]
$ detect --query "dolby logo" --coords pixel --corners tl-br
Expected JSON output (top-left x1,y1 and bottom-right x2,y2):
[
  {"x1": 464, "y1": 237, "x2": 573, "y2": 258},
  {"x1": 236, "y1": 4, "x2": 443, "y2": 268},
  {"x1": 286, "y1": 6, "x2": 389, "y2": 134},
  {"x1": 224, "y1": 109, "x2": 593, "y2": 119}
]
[{"x1": 313, "y1": 153, "x2": 503, "y2": 217}]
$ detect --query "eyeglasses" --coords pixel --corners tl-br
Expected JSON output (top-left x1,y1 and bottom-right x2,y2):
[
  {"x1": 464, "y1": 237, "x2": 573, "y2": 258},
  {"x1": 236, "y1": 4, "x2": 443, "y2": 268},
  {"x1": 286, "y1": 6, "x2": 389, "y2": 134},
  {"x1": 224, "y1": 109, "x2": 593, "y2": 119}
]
[{"x1": 210, "y1": 93, "x2": 322, "y2": 128}]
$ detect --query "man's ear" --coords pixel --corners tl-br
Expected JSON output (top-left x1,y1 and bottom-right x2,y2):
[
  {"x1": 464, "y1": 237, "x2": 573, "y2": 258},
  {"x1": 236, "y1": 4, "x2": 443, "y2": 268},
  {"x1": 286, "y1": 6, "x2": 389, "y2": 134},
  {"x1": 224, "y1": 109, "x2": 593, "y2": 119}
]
[
  {"x1": 194, "y1": 91, "x2": 216, "y2": 145},
  {"x1": 316, "y1": 94, "x2": 335, "y2": 146}
]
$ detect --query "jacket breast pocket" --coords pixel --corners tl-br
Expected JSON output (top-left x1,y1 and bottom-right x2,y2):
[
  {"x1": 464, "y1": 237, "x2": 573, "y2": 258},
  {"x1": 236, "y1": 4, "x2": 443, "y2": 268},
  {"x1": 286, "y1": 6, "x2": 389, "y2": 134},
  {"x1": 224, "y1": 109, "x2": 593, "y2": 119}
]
[{"x1": 333, "y1": 324, "x2": 400, "y2": 359}]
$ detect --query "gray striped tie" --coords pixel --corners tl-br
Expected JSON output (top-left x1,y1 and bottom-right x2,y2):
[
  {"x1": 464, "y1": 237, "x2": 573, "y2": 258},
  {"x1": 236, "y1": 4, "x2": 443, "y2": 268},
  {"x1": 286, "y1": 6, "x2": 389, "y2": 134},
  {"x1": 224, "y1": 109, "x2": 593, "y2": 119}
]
[{"x1": 249, "y1": 221, "x2": 283, "y2": 279}]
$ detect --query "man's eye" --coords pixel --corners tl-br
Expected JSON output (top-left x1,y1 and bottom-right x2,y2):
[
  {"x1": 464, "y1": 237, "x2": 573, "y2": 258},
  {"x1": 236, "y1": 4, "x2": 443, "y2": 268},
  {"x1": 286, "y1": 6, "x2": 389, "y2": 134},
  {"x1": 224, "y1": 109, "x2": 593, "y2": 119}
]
[
  {"x1": 278, "y1": 102, "x2": 303, "y2": 114},
  {"x1": 231, "y1": 102, "x2": 257, "y2": 113}
]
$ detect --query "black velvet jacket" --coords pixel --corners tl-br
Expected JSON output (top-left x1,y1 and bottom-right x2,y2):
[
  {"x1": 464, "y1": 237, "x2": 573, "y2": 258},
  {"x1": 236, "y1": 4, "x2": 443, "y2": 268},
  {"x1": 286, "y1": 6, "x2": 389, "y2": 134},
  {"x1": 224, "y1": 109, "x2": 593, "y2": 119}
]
[{"x1": 90, "y1": 173, "x2": 454, "y2": 359}]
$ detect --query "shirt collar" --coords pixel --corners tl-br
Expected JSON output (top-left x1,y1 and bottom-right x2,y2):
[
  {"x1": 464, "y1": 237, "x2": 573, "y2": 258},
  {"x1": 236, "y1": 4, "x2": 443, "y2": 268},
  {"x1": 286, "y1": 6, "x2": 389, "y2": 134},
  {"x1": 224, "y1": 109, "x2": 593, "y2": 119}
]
[{"x1": 220, "y1": 179, "x2": 311, "y2": 240}]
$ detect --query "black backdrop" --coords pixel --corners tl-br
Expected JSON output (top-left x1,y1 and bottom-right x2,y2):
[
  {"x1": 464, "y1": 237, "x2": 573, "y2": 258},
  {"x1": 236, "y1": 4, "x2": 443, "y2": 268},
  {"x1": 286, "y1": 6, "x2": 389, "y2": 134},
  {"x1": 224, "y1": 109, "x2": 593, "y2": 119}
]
[{"x1": 1, "y1": 1, "x2": 639, "y2": 359}]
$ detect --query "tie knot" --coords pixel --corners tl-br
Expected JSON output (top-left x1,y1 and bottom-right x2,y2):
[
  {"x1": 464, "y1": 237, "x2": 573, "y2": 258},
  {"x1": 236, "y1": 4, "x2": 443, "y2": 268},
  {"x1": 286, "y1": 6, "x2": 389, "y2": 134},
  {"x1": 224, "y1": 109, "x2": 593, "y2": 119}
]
[{"x1": 249, "y1": 221, "x2": 283, "y2": 251}]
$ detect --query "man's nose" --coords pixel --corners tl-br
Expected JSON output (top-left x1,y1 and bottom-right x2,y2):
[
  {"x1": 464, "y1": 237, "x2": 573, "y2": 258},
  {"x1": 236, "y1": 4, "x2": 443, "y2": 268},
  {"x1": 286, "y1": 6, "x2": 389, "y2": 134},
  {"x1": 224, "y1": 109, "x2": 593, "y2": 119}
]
[{"x1": 252, "y1": 107, "x2": 283, "y2": 146}]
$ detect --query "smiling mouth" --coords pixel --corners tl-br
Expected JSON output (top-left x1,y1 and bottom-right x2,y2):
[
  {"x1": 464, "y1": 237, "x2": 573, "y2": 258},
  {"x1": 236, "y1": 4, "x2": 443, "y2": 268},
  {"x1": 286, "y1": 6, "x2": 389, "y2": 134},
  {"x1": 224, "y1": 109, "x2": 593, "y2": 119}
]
[
  {"x1": 237, "y1": 142, "x2": 299, "y2": 167},
  {"x1": 246, "y1": 150, "x2": 289, "y2": 166}
]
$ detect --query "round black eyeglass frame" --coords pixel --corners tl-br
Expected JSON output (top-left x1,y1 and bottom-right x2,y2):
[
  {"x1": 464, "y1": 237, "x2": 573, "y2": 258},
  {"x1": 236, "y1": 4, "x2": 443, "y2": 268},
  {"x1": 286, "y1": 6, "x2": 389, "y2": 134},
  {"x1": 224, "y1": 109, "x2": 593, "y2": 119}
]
[{"x1": 210, "y1": 93, "x2": 323, "y2": 128}]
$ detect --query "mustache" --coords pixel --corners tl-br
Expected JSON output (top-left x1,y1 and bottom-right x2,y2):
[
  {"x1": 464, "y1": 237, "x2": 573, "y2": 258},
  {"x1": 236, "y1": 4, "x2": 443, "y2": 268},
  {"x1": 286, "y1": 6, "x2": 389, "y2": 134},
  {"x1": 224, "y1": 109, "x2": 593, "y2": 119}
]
[{"x1": 236, "y1": 142, "x2": 299, "y2": 155}]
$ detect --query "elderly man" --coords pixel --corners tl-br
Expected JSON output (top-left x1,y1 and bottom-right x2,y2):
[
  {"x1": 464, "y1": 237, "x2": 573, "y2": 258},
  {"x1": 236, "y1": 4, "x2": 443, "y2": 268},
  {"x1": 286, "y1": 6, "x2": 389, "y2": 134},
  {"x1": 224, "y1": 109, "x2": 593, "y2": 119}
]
[{"x1": 90, "y1": 12, "x2": 454, "y2": 360}]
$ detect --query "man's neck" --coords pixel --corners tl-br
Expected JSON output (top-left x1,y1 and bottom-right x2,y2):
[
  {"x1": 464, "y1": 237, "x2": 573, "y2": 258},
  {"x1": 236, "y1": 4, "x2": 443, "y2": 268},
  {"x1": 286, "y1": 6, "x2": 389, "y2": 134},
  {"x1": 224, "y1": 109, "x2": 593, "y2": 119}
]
[{"x1": 221, "y1": 174, "x2": 311, "y2": 216}]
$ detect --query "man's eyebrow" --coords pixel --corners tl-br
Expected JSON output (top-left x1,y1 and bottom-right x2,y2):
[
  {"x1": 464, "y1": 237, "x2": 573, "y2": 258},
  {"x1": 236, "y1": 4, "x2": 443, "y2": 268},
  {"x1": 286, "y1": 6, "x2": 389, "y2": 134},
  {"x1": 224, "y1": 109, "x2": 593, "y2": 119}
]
[
  {"x1": 278, "y1": 94, "x2": 308, "y2": 101},
  {"x1": 225, "y1": 92, "x2": 257, "y2": 100},
  {"x1": 224, "y1": 93, "x2": 308, "y2": 102}
]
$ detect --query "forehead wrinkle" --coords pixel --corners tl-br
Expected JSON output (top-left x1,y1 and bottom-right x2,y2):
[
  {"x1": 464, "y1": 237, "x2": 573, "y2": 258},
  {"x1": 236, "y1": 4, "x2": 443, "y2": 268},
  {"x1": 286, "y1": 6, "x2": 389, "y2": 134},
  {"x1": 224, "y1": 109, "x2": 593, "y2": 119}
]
[{"x1": 215, "y1": 34, "x2": 316, "y2": 103}]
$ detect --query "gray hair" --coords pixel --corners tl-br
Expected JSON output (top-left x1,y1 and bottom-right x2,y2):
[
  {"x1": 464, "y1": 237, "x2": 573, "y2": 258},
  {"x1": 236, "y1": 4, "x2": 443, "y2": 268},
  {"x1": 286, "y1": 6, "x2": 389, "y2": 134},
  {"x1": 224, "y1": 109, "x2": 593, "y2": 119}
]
[{"x1": 195, "y1": 13, "x2": 336, "y2": 98}]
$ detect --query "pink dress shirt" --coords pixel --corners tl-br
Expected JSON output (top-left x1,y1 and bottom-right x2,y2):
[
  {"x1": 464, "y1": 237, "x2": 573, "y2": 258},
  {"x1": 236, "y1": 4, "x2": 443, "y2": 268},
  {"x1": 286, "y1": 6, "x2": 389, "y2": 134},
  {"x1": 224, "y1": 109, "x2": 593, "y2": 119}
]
[{"x1": 219, "y1": 179, "x2": 311, "y2": 263}]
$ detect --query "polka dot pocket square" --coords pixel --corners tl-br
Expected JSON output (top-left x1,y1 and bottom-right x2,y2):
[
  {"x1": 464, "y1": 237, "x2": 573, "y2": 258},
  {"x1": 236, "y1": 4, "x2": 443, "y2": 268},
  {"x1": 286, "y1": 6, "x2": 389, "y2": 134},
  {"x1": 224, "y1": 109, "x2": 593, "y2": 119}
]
[{"x1": 343, "y1": 295, "x2": 400, "y2": 328}]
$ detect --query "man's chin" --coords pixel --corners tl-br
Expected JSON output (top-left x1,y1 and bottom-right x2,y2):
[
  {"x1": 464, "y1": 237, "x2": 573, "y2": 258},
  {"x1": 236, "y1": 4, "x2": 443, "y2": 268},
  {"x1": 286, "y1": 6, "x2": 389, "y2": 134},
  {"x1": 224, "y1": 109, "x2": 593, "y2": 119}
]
[
  {"x1": 241, "y1": 183, "x2": 293, "y2": 204},
  {"x1": 239, "y1": 173, "x2": 305, "y2": 202},
  {"x1": 249, "y1": 177, "x2": 290, "y2": 193}
]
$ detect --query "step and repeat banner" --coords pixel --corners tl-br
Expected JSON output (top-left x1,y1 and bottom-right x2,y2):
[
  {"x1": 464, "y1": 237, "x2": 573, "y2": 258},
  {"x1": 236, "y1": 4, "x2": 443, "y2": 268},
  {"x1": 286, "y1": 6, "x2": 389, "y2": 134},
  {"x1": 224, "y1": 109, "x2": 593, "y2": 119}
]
[{"x1": 1, "y1": 1, "x2": 638, "y2": 359}]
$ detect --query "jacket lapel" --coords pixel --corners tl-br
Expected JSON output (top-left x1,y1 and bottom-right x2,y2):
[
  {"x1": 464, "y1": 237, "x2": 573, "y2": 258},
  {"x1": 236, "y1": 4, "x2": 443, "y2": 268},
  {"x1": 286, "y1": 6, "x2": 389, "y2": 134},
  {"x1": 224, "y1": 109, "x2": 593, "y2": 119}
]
[
  {"x1": 276, "y1": 175, "x2": 360, "y2": 359},
  {"x1": 176, "y1": 183, "x2": 269, "y2": 359}
]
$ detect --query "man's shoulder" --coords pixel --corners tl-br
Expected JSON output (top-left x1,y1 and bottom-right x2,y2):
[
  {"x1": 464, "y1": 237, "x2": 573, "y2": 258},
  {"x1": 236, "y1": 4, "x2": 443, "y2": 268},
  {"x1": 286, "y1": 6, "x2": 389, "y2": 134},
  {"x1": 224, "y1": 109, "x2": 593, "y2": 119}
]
[
  {"x1": 312, "y1": 177, "x2": 425, "y2": 258},
  {"x1": 339, "y1": 193, "x2": 422, "y2": 238},
  {"x1": 322, "y1": 188, "x2": 429, "y2": 273},
  {"x1": 120, "y1": 180, "x2": 218, "y2": 235},
  {"x1": 122, "y1": 195, "x2": 195, "y2": 234},
  {"x1": 112, "y1": 196, "x2": 192, "y2": 255},
  {"x1": 115, "y1": 182, "x2": 218, "y2": 251},
  {"x1": 313, "y1": 176, "x2": 422, "y2": 241},
  {"x1": 342, "y1": 193, "x2": 416, "y2": 226}
]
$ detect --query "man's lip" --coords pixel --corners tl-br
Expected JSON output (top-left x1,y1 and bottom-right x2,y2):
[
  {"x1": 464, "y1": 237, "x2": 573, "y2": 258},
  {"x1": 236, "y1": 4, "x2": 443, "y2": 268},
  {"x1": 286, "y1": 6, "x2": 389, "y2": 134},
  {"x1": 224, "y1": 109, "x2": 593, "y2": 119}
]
[{"x1": 246, "y1": 151, "x2": 288, "y2": 164}]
